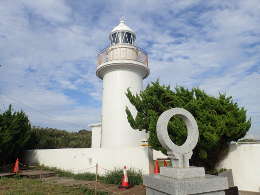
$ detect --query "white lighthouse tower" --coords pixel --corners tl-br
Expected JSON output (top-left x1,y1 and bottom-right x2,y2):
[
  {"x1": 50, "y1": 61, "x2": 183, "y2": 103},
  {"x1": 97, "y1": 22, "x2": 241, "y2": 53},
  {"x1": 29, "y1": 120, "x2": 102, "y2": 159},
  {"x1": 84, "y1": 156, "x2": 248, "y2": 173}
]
[
  {"x1": 96, "y1": 19, "x2": 150, "y2": 148},
  {"x1": 25, "y1": 19, "x2": 160, "y2": 175}
]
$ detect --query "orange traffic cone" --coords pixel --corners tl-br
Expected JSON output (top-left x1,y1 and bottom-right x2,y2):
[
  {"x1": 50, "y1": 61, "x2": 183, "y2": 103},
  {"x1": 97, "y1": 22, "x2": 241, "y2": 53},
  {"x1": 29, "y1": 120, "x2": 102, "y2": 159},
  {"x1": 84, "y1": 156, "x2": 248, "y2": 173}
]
[
  {"x1": 12, "y1": 158, "x2": 19, "y2": 173},
  {"x1": 119, "y1": 166, "x2": 131, "y2": 189},
  {"x1": 163, "y1": 160, "x2": 168, "y2": 167},
  {"x1": 154, "y1": 160, "x2": 160, "y2": 174}
]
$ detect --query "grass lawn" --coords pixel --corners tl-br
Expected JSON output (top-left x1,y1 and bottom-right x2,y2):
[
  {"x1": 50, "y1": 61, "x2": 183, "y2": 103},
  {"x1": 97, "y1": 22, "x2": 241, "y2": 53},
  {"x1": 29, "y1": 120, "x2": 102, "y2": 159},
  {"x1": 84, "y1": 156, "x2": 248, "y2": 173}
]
[{"x1": 0, "y1": 177, "x2": 108, "y2": 195}]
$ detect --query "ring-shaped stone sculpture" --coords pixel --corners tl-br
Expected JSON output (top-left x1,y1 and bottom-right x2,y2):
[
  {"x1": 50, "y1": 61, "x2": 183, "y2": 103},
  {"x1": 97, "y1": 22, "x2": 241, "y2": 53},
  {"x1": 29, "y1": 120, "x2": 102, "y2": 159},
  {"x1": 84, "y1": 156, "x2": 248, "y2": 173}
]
[{"x1": 156, "y1": 108, "x2": 199, "y2": 168}]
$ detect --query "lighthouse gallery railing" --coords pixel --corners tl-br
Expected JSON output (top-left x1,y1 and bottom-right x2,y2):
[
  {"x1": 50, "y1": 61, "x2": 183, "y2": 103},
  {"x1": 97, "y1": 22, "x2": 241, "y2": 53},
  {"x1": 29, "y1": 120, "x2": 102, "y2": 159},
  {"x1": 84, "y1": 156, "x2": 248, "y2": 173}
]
[{"x1": 97, "y1": 44, "x2": 148, "y2": 67}]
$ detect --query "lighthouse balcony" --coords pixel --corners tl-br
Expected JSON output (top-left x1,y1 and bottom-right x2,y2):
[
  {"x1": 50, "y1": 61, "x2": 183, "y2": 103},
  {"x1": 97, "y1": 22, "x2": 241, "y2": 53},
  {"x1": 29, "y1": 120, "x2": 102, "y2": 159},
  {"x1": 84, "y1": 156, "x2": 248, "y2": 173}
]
[{"x1": 96, "y1": 44, "x2": 149, "y2": 79}]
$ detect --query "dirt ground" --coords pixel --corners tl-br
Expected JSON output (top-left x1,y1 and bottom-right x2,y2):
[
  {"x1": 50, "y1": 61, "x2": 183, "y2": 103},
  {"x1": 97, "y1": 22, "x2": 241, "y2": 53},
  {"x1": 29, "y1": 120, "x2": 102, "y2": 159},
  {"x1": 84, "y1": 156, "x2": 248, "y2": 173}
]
[{"x1": 42, "y1": 176, "x2": 146, "y2": 195}]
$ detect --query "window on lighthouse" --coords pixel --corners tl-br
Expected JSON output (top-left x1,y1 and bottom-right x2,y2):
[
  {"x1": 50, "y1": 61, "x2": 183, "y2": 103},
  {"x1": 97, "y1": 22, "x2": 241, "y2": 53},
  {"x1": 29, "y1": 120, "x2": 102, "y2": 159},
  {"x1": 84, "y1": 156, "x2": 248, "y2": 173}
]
[
  {"x1": 123, "y1": 32, "x2": 133, "y2": 44},
  {"x1": 111, "y1": 33, "x2": 119, "y2": 44},
  {"x1": 111, "y1": 32, "x2": 135, "y2": 45}
]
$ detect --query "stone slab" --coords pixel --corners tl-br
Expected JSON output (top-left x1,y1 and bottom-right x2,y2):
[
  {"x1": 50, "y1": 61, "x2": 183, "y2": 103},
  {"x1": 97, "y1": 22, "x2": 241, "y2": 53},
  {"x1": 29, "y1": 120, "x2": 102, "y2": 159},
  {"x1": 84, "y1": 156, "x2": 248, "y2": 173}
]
[
  {"x1": 160, "y1": 167, "x2": 205, "y2": 179},
  {"x1": 0, "y1": 172, "x2": 15, "y2": 177},
  {"x1": 143, "y1": 174, "x2": 228, "y2": 195}
]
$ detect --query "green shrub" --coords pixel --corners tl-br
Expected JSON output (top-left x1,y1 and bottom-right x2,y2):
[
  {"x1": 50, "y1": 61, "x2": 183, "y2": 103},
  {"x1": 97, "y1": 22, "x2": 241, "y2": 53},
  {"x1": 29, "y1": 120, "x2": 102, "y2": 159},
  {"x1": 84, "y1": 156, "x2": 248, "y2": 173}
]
[
  {"x1": 29, "y1": 127, "x2": 92, "y2": 149},
  {"x1": 126, "y1": 81, "x2": 251, "y2": 170},
  {"x1": 126, "y1": 169, "x2": 143, "y2": 185},
  {"x1": 102, "y1": 168, "x2": 143, "y2": 185}
]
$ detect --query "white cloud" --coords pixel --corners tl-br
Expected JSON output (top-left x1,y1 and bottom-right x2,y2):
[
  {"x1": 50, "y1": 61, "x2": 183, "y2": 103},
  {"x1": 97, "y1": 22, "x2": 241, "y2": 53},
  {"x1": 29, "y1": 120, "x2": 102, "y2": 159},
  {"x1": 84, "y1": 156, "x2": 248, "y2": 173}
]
[
  {"x1": 0, "y1": 89, "x2": 100, "y2": 130},
  {"x1": 20, "y1": 0, "x2": 72, "y2": 24}
]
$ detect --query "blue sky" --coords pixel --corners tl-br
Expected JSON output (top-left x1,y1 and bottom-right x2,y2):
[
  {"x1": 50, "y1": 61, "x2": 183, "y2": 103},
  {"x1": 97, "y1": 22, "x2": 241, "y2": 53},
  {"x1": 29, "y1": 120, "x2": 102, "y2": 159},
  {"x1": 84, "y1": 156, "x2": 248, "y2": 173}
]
[{"x1": 0, "y1": 0, "x2": 259, "y2": 138}]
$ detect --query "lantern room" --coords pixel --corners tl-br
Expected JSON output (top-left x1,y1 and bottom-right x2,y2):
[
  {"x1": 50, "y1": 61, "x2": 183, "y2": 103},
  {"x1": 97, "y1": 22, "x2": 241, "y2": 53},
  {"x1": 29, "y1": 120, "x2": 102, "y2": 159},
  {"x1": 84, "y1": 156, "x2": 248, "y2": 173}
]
[{"x1": 109, "y1": 19, "x2": 136, "y2": 45}]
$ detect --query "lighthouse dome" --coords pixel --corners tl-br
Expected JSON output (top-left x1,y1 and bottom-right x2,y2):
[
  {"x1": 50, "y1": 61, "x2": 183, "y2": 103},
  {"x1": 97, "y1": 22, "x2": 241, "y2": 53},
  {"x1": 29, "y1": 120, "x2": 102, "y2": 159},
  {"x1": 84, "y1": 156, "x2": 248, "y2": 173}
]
[
  {"x1": 109, "y1": 19, "x2": 136, "y2": 45},
  {"x1": 111, "y1": 19, "x2": 135, "y2": 34}
]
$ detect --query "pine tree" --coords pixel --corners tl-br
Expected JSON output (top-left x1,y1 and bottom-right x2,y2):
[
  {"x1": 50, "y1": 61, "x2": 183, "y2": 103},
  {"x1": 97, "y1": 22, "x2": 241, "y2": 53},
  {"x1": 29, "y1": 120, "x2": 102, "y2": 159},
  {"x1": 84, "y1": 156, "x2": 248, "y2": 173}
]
[
  {"x1": 0, "y1": 105, "x2": 32, "y2": 165},
  {"x1": 126, "y1": 81, "x2": 251, "y2": 170}
]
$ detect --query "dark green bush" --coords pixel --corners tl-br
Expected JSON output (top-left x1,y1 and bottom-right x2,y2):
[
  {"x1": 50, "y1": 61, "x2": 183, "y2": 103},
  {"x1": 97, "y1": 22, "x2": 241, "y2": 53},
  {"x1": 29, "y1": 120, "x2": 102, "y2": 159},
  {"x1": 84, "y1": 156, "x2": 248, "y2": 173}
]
[
  {"x1": 126, "y1": 81, "x2": 251, "y2": 170},
  {"x1": 28, "y1": 127, "x2": 92, "y2": 149}
]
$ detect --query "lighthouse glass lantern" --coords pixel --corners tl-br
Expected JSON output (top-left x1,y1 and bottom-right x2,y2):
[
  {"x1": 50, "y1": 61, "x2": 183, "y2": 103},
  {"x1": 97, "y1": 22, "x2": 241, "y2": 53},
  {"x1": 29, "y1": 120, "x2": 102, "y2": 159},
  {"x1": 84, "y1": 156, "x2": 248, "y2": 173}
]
[
  {"x1": 109, "y1": 19, "x2": 136, "y2": 46},
  {"x1": 110, "y1": 31, "x2": 136, "y2": 45}
]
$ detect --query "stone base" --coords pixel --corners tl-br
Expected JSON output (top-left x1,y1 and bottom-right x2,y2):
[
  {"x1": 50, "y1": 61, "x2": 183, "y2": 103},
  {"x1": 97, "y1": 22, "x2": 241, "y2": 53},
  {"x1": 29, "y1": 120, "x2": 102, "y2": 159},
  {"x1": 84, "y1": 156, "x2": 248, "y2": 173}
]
[
  {"x1": 143, "y1": 174, "x2": 228, "y2": 195},
  {"x1": 160, "y1": 167, "x2": 205, "y2": 179}
]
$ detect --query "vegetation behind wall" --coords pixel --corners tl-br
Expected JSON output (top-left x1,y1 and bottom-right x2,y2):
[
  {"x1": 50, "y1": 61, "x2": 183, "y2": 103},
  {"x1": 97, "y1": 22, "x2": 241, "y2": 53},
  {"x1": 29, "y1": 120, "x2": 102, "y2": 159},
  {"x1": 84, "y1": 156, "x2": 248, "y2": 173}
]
[
  {"x1": 27, "y1": 127, "x2": 92, "y2": 149},
  {"x1": 0, "y1": 104, "x2": 92, "y2": 167}
]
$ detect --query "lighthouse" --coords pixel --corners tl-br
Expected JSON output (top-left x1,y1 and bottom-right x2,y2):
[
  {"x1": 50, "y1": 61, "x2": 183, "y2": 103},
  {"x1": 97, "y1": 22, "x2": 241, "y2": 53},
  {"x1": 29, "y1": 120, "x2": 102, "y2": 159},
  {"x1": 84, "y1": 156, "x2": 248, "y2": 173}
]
[
  {"x1": 26, "y1": 19, "x2": 160, "y2": 175},
  {"x1": 96, "y1": 19, "x2": 150, "y2": 148}
]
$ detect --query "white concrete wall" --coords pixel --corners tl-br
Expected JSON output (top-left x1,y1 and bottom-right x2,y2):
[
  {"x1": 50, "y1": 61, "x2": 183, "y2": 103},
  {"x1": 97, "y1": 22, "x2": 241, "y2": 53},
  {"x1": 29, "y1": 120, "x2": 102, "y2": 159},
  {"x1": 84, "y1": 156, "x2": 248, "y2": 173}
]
[
  {"x1": 218, "y1": 143, "x2": 260, "y2": 192},
  {"x1": 90, "y1": 123, "x2": 101, "y2": 148},
  {"x1": 25, "y1": 147, "x2": 153, "y2": 175},
  {"x1": 101, "y1": 67, "x2": 147, "y2": 148},
  {"x1": 153, "y1": 150, "x2": 167, "y2": 160}
]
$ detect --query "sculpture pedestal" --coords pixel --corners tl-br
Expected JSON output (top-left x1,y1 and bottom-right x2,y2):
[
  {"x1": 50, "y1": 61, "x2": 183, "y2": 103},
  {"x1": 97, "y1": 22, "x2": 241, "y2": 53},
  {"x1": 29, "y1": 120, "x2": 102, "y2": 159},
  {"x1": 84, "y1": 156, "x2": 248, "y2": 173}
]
[
  {"x1": 143, "y1": 171, "x2": 228, "y2": 195},
  {"x1": 160, "y1": 166, "x2": 205, "y2": 179}
]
